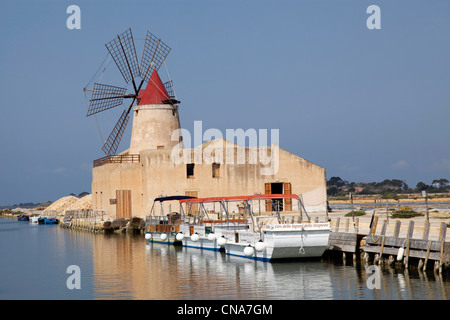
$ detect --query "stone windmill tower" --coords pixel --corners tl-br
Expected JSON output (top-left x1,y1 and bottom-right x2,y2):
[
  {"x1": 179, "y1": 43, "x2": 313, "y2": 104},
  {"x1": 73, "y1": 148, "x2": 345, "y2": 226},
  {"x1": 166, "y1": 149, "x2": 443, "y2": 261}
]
[
  {"x1": 129, "y1": 69, "x2": 182, "y2": 153},
  {"x1": 84, "y1": 28, "x2": 182, "y2": 156}
]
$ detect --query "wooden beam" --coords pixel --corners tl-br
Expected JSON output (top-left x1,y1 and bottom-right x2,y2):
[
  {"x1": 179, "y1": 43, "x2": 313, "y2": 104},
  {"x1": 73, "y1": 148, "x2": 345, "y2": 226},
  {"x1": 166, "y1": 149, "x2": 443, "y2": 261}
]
[
  {"x1": 393, "y1": 220, "x2": 401, "y2": 238},
  {"x1": 370, "y1": 216, "x2": 379, "y2": 235},
  {"x1": 378, "y1": 235, "x2": 386, "y2": 265},
  {"x1": 423, "y1": 240, "x2": 432, "y2": 272},
  {"x1": 422, "y1": 221, "x2": 430, "y2": 240}
]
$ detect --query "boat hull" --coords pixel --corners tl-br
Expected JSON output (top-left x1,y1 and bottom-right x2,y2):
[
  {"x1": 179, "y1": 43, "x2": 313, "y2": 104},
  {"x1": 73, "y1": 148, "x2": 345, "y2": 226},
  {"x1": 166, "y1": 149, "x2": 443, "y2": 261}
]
[
  {"x1": 30, "y1": 217, "x2": 39, "y2": 223},
  {"x1": 181, "y1": 237, "x2": 219, "y2": 251},
  {"x1": 145, "y1": 232, "x2": 181, "y2": 245},
  {"x1": 178, "y1": 223, "x2": 331, "y2": 262},
  {"x1": 38, "y1": 217, "x2": 59, "y2": 225}
]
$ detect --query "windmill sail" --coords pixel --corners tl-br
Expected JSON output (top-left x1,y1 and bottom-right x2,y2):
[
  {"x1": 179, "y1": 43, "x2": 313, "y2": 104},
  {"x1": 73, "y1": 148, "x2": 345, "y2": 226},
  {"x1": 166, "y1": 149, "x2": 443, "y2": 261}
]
[
  {"x1": 105, "y1": 28, "x2": 140, "y2": 87},
  {"x1": 86, "y1": 83, "x2": 129, "y2": 116},
  {"x1": 87, "y1": 28, "x2": 173, "y2": 156},
  {"x1": 139, "y1": 31, "x2": 171, "y2": 86},
  {"x1": 102, "y1": 107, "x2": 131, "y2": 156}
]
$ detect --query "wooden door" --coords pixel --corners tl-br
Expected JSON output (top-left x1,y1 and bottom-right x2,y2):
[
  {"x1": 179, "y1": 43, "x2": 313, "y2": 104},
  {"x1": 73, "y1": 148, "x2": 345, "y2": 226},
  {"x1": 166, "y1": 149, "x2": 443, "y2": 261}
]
[
  {"x1": 264, "y1": 183, "x2": 272, "y2": 212},
  {"x1": 284, "y1": 182, "x2": 292, "y2": 211},
  {"x1": 185, "y1": 191, "x2": 199, "y2": 216},
  {"x1": 116, "y1": 190, "x2": 132, "y2": 219}
]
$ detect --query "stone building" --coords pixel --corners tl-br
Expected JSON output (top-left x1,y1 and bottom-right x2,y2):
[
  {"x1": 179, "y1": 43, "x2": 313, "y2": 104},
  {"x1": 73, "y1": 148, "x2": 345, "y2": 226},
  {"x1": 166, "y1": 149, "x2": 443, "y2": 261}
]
[{"x1": 91, "y1": 70, "x2": 327, "y2": 219}]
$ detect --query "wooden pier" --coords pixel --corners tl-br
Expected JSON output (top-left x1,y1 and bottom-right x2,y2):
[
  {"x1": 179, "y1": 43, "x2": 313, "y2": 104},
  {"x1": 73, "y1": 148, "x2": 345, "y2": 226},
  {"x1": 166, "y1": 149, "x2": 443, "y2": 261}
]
[
  {"x1": 60, "y1": 210, "x2": 145, "y2": 234},
  {"x1": 324, "y1": 215, "x2": 450, "y2": 273},
  {"x1": 60, "y1": 210, "x2": 107, "y2": 233}
]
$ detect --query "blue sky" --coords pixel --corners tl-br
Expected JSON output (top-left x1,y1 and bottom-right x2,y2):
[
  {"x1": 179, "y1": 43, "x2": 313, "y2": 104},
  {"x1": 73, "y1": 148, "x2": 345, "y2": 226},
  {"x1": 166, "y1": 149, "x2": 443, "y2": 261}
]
[{"x1": 0, "y1": 0, "x2": 449, "y2": 205}]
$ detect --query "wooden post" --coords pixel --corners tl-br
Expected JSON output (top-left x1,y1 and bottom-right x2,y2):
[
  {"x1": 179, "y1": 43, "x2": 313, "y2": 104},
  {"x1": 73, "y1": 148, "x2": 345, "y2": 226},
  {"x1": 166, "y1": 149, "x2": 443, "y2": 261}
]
[
  {"x1": 422, "y1": 220, "x2": 430, "y2": 241},
  {"x1": 393, "y1": 220, "x2": 401, "y2": 238},
  {"x1": 438, "y1": 222, "x2": 446, "y2": 243},
  {"x1": 407, "y1": 221, "x2": 415, "y2": 239},
  {"x1": 388, "y1": 255, "x2": 395, "y2": 267},
  {"x1": 378, "y1": 235, "x2": 386, "y2": 265},
  {"x1": 350, "y1": 192, "x2": 354, "y2": 224},
  {"x1": 386, "y1": 199, "x2": 389, "y2": 223},
  {"x1": 380, "y1": 220, "x2": 388, "y2": 236},
  {"x1": 423, "y1": 240, "x2": 432, "y2": 272},
  {"x1": 423, "y1": 190, "x2": 429, "y2": 222},
  {"x1": 405, "y1": 238, "x2": 411, "y2": 269},
  {"x1": 376, "y1": 221, "x2": 387, "y2": 266},
  {"x1": 370, "y1": 216, "x2": 379, "y2": 236},
  {"x1": 439, "y1": 222, "x2": 447, "y2": 274},
  {"x1": 404, "y1": 221, "x2": 414, "y2": 269},
  {"x1": 336, "y1": 217, "x2": 340, "y2": 232}
]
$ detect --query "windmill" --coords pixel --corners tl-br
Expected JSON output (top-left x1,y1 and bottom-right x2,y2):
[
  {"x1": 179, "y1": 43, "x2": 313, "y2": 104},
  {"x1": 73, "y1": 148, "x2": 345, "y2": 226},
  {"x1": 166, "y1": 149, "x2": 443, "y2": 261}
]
[{"x1": 84, "y1": 28, "x2": 179, "y2": 156}]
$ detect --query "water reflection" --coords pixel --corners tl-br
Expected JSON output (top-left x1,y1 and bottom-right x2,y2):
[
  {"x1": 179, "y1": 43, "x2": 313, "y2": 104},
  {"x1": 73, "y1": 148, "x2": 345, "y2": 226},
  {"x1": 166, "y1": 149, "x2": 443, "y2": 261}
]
[
  {"x1": 2, "y1": 217, "x2": 448, "y2": 300},
  {"x1": 91, "y1": 232, "x2": 450, "y2": 300}
]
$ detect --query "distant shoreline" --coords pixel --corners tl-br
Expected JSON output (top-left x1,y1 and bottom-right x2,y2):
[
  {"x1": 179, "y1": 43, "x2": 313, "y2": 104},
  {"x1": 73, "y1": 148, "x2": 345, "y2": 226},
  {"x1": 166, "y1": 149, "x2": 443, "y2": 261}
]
[{"x1": 329, "y1": 197, "x2": 450, "y2": 204}]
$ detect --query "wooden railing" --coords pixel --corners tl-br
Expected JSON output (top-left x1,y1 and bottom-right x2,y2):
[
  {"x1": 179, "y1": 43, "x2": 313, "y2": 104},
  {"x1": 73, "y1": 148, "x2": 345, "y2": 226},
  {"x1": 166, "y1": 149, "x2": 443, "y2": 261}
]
[{"x1": 93, "y1": 154, "x2": 140, "y2": 167}]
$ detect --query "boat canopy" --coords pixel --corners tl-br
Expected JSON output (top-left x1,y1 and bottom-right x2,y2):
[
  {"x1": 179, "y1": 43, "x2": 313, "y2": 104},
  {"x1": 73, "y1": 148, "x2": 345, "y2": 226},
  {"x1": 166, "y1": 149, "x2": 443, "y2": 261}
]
[
  {"x1": 153, "y1": 195, "x2": 197, "y2": 202},
  {"x1": 178, "y1": 194, "x2": 300, "y2": 204}
]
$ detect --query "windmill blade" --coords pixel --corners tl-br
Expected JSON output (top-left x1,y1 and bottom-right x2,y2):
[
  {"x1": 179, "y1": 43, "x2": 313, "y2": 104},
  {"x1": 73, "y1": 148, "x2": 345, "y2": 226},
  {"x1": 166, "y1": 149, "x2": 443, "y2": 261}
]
[
  {"x1": 139, "y1": 31, "x2": 171, "y2": 86},
  {"x1": 162, "y1": 80, "x2": 180, "y2": 104},
  {"x1": 101, "y1": 106, "x2": 132, "y2": 156},
  {"x1": 105, "y1": 28, "x2": 140, "y2": 89},
  {"x1": 163, "y1": 80, "x2": 175, "y2": 99},
  {"x1": 85, "y1": 83, "x2": 129, "y2": 117}
]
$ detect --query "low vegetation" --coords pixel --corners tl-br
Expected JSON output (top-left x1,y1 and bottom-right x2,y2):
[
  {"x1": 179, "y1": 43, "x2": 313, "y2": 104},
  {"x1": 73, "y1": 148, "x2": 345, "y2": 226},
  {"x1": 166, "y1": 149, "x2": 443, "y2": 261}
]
[
  {"x1": 391, "y1": 207, "x2": 423, "y2": 219},
  {"x1": 327, "y1": 177, "x2": 450, "y2": 197},
  {"x1": 345, "y1": 209, "x2": 366, "y2": 217}
]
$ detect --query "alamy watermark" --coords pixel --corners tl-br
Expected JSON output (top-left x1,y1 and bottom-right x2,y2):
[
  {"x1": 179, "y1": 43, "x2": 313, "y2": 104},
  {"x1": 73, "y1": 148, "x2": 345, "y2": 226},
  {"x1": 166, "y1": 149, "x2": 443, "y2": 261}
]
[
  {"x1": 170, "y1": 121, "x2": 280, "y2": 175},
  {"x1": 367, "y1": 5, "x2": 381, "y2": 30},
  {"x1": 366, "y1": 265, "x2": 381, "y2": 290},
  {"x1": 66, "y1": 265, "x2": 81, "y2": 290},
  {"x1": 66, "y1": 5, "x2": 81, "y2": 30}
]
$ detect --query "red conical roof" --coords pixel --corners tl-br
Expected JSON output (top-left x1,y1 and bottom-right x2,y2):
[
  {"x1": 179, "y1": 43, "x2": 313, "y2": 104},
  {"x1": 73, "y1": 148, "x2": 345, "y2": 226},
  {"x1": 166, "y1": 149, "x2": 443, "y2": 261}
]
[{"x1": 137, "y1": 69, "x2": 170, "y2": 105}]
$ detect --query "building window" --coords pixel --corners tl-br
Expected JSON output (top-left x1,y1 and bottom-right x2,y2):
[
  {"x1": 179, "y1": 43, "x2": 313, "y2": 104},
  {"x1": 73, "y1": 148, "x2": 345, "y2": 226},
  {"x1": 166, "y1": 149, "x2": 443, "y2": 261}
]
[
  {"x1": 186, "y1": 163, "x2": 195, "y2": 178},
  {"x1": 212, "y1": 163, "x2": 220, "y2": 178}
]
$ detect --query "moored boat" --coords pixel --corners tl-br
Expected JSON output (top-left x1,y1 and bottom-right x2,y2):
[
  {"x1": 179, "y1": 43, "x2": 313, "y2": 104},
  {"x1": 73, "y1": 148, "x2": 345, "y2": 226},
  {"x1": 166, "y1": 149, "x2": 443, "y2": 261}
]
[
  {"x1": 176, "y1": 194, "x2": 331, "y2": 262},
  {"x1": 38, "y1": 216, "x2": 59, "y2": 225},
  {"x1": 144, "y1": 195, "x2": 197, "y2": 245},
  {"x1": 17, "y1": 214, "x2": 30, "y2": 221}
]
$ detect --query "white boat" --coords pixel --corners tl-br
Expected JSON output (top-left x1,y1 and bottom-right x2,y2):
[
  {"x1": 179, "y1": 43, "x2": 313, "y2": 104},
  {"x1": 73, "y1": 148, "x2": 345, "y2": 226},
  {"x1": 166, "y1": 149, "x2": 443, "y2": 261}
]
[
  {"x1": 176, "y1": 194, "x2": 331, "y2": 262},
  {"x1": 30, "y1": 216, "x2": 40, "y2": 224},
  {"x1": 144, "y1": 195, "x2": 197, "y2": 245}
]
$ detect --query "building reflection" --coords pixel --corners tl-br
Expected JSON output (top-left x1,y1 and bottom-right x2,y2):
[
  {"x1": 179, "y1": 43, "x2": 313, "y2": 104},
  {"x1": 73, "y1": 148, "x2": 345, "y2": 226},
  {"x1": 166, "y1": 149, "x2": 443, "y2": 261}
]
[{"x1": 91, "y1": 233, "x2": 450, "y2": 300}]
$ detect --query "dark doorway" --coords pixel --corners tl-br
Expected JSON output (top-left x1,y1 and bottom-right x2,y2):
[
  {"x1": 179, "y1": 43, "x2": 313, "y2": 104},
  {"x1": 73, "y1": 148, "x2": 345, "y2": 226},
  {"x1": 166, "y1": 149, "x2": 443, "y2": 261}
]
[
  {"x1": 271, "y1": 183, "x2": 283, "y2": 211},
  {"x1": 186, "y1": 163, "x2": 195, "y2": 178}
]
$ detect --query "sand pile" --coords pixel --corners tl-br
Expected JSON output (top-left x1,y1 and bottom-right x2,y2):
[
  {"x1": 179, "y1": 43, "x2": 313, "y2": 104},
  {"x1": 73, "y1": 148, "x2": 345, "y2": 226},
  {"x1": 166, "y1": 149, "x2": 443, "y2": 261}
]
[
  {"x1": 43, "y1": 194, "x2": 93, "y2": 216},
  {"x1": 66, "y1": 194, "x2": 93, "y2": 211},
  {"x1": 44, "y1": 196, "x2": 78, "y2": 214}
]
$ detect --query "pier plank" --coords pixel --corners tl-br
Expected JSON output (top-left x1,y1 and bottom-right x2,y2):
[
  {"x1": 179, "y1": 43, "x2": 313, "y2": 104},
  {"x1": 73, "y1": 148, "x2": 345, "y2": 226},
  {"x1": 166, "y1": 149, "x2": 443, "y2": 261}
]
[
  {"x1": 365, "y1": 235, "x2": 441, "y2": 251},
  {"x1": 329, "y1": 232, "x2": 359, "y2": 253}
]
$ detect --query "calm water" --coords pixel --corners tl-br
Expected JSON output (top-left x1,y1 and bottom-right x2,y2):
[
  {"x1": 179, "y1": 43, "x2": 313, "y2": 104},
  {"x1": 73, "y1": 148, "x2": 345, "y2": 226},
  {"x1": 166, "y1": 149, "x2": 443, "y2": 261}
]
[{"x1": 1, "y1": 217, "x2": 449, "y2": 300}]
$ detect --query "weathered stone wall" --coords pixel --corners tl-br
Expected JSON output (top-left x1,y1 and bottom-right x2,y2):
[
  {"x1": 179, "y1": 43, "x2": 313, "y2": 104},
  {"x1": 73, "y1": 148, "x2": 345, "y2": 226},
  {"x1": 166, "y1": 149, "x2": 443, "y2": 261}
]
[{"x1": 92, "y1": 139, "x2": 326, "y2": 219}]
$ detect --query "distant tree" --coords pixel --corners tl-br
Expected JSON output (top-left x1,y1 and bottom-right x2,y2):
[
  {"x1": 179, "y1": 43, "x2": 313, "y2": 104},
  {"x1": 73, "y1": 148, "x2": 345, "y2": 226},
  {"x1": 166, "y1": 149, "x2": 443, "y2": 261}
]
[
  {"x1": 416, "y1": 182, "x2": 429, "y2": 191},
  {"x1": 432, "y1": 179, "x2": 449, "y2": 188},
  {"x1": 327, "y1": 177, "x2": 347, "y2": 188},
  {"x1": 327, "y1": 186, "x2": 339, "y2": 196},
  {"x1": 78, "y1": 192, "x2": 90, "y2": 198}
]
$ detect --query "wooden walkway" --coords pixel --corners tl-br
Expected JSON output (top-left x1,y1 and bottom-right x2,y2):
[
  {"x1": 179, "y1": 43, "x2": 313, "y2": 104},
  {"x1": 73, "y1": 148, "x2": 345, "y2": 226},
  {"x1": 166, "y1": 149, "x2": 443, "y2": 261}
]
[{"x1": 324, "y1": 215, "x2": 450, "y2": 273}]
